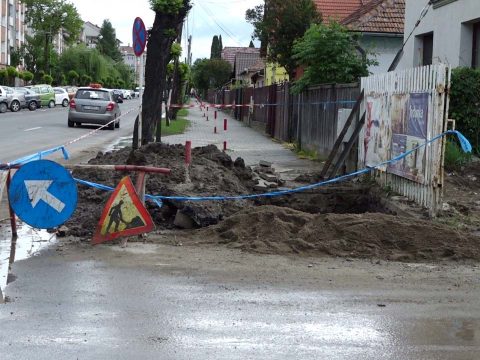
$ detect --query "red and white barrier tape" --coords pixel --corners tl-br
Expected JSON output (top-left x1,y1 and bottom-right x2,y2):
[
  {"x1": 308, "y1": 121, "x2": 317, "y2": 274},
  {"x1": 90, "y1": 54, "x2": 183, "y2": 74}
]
[{"x1": 64, "y1": 107, "x2": 137, "y2": 146}]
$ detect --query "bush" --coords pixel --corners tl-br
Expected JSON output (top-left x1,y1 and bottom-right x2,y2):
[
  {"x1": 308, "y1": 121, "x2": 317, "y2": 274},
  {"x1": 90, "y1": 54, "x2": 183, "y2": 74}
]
[
  {"x1": 22, "y1": 71, "x2": 34, "y2": 83},
  {"x1": 80, "y1": 74, "x2": 92, "y2": 86},
  {"x1": 67, "y1": 70, "x2": 79, "y2": 85},
  {"x1": 42, "y1": 74, "x2": 53, "y2": 85},
  {"x1": 450, "y1": 67, "x2": 480, "y2": 153},
  {"x1": 0, "y1": 69, "x2": 7, "y2": 83},
  {"x1": 444, "y1": 139, "x2": 472, "y2": 171}
]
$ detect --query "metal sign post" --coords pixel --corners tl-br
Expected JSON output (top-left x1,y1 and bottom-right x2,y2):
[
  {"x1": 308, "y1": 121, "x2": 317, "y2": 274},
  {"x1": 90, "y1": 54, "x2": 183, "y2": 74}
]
[{"x1": 133, "y1": 17, "x2": 147, "y2": 146}]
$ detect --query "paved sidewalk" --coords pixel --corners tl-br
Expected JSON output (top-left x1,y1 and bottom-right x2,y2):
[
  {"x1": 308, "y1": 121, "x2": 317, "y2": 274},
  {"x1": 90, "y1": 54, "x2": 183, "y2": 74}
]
[{"x1": 164, "y1": 103, "x2": 321, "y2": 178}]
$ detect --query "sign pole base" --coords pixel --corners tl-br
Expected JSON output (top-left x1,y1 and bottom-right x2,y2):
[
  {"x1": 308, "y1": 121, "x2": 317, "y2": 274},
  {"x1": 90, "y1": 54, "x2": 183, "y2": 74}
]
[{"x1": 6, "y1": 171, "x2": 17, "y2": 237}]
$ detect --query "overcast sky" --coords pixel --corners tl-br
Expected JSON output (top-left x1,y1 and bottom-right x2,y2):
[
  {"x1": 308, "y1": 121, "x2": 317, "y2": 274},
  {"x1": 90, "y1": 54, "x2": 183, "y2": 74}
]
[{"x1": 69, "y1": 0, "x2": 262, "y2": 61}]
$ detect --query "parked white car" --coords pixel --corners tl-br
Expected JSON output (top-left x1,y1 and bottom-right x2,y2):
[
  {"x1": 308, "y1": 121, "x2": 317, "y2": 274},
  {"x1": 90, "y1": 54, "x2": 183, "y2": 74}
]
[
  {"x1": 53, "y1": 87, "x2": 70, "y2": 107},
  {"x1": 122, "y1": 89, "x2": 132, "y2": 100}
]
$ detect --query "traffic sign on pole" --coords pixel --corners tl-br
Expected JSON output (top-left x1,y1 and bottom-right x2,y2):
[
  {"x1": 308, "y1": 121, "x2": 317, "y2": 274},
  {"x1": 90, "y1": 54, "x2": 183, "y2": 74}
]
[
  {"x1": 8, "y1": 160, "x2": 78, "y2": 229},
  {"x1": 132, "y1": 17, "x2": 147, "y2": 57}
]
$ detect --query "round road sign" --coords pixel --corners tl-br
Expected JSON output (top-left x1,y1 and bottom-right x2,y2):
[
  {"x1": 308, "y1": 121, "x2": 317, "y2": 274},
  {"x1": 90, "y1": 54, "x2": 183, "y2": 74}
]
[
  {"x1": 8, "y1": 160, "x2": 78, "y2": 229},
  {"x1": 133, "y1": 17, "x2": 147, "y2": 57}
]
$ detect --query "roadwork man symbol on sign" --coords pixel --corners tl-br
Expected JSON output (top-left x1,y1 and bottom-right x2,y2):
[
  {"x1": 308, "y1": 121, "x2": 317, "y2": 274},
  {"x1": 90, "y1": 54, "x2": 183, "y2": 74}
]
[
  {"x1": 106, "y1": 200, "x2": 126, "y2": 233},
  {"x1": 93, "y1": 176, "x2": 154, "y2": 245}
]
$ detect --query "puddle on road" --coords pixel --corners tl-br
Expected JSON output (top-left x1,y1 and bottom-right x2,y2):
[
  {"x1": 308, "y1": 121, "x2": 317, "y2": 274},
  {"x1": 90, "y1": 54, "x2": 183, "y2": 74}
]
[
  {"x1": 108, "y1": 136, "x2": 133, "y2": 152},
  {"x1": 0, "y1": 221, "x2": 57, "y2": 297}
]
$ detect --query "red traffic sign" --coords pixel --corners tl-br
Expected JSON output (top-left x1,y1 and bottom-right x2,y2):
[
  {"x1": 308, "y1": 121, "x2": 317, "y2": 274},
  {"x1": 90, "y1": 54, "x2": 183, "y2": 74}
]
[
  {"x1": 132, "y1": 17, "x2": 147, "y2": 57},
  {"x1": 92, "y1": 176, "x2": 154, "y2": 245}
]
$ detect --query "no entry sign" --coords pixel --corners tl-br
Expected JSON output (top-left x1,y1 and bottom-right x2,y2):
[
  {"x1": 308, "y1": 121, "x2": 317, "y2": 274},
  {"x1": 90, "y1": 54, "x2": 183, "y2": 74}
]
[{"x1": 133, "y1": 17, "x2": 147, "y2": 57}]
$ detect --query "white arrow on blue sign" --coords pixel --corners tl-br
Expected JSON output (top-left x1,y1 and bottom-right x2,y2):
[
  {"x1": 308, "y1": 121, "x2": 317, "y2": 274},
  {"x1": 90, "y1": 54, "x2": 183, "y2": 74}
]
[{"x1": 8, "y1": 160, "x2": 78, "y2": 229}]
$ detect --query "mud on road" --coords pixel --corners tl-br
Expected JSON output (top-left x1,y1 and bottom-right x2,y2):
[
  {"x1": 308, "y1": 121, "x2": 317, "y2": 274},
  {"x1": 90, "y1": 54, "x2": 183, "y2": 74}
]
[{"x1": 66, "y1": 143, "x2": 480, "y2": 262}]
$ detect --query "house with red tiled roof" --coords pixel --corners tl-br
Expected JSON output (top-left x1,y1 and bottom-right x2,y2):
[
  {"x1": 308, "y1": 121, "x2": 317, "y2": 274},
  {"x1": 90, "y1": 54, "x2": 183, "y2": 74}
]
[
  {"x1": 313, "y1": 0, "x2": 363, "y2": 22},
  {"x1": 341, "y1": 0, "x2": 405, "y2": 74}
]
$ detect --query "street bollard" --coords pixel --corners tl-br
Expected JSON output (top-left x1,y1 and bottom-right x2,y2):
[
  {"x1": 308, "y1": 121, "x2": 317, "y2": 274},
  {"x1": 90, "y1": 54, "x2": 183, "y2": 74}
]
[{"x1": 185, "y1": 141, "x2": 192, "y2": 166}]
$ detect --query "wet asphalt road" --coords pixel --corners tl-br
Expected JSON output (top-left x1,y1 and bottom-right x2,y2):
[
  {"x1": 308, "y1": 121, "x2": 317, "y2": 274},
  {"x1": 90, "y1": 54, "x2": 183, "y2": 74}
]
[
  {"x1": 1, "y1": 243, "x2": 479, "y2": 360},
  {"x1": 0, "y1": 99, "x2": 139, "y2": 164}
]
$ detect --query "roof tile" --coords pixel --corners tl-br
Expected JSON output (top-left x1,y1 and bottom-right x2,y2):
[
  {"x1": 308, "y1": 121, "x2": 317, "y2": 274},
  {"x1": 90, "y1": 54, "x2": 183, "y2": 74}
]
[
  {"x1": 341, "y1": 0, "x2": 405, "y2": 34},
  {"x1": 313, "y1": 0, "x2": 362, "y2": 22}
]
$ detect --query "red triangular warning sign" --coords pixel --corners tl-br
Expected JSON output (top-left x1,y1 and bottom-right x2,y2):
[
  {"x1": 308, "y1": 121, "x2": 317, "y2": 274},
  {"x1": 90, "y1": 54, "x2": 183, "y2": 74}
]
[{"x1": 92, "y1": 176, "x2": 154, "y2": 245}]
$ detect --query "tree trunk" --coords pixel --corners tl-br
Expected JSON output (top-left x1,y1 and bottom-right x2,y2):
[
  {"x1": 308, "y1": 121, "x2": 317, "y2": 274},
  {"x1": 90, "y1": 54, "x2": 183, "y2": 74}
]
[
  {"x1": 141, "y1": 7, "x2": 189, "y2": 145},
  {"x1": 169, "y1": 30, "x2": 183, "y2": 121}
]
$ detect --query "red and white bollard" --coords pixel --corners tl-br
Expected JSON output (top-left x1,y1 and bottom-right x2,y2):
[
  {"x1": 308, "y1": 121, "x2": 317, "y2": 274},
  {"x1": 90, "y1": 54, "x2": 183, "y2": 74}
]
[
  {"x1": 185, "y1": 140, "x2": 192, "y2": 166},
  {"x1": 214, "y1": 110, "x2": 218, "y2": 134},
  {"x1": 223, "y1": 118, "x2": 228, "y2": 152}
]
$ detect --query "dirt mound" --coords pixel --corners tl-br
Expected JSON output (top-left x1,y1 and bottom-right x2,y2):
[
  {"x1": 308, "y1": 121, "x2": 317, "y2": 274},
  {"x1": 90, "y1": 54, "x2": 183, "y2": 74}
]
[
  {"x1": 192, "y1": 205, "x2": 480, "y2": 261},
  {"x1": 67, "y1": 143, "x2": 256, "y2": 238}
]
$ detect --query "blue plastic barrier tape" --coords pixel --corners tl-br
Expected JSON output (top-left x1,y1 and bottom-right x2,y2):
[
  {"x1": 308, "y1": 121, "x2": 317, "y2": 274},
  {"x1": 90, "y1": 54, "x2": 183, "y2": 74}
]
[
  {"x1": 73, "y1": 130, "x2": 472, "y2": 204},
  {"x1": 0, "y1": 146, "x2": 70, "y2": 170},
  {"x1": 75, "y1": 178, "x2": 163, "y2": 208}
]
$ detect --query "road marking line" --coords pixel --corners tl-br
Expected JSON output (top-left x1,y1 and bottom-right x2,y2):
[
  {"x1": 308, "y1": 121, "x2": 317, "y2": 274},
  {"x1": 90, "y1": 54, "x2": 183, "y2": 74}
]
[{"x1": 24, "y1": 127, "x2": 42, "y2": 132}]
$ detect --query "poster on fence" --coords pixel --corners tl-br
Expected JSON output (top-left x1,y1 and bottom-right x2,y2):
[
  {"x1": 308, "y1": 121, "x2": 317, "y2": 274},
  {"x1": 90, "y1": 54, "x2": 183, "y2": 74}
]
[
  {"x1": 363, "y1": 94, "x2": 392, "y2": 170},
  {"x1": 387, "y1": 92, "x2": 429, "y2": 183}
]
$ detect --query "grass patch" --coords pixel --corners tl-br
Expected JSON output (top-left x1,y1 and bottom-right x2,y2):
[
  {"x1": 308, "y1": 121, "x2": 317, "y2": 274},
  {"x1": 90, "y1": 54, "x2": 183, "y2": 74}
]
[
  {"x1": 284, "y1": 142, "x2": 321, "y2": 161},
  {"x1": 177, "y1": 108, "x2": 189, "y2": 117},
  {"x1": 160, "y1": 109, "x2": 190, "y2": 136},
  {"x1": 444, "y1": 140, "x2": 471, "y2": 171}
]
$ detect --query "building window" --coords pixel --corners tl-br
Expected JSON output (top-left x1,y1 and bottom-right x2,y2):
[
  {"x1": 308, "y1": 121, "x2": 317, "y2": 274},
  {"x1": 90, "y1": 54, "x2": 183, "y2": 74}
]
[
  {"x1": 473, "y1": 23, "x2": 480, "y2": 68},
  {"x1": 422, "y1": 33, "x2": 434, "y2": 66}
]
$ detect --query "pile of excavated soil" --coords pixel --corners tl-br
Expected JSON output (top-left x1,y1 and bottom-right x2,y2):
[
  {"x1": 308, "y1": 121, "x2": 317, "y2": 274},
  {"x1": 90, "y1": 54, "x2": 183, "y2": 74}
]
[
  {"x1": 67, "y1": 143, "x2": 256, "y2": 238},
  {"x1": 187, "y1": 205, "x2": 480, "y2": 261},
  {"x1": 65, "y1": 142, "x2": 480, "y2": 262}
]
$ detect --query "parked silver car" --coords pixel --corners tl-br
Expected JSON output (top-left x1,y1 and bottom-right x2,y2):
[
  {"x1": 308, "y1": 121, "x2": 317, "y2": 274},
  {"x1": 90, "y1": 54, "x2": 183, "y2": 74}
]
[
  {"x1": 68, "y1": 87, "x2": 122, "y2": 129},
  {"x1": 14, "y1": 87, "x2": 42, "y2": 111},
  {"x1": 0, "y1": 89, "x2": 9, "y2": 113},
  {"x1": 0, "y1": 86, "x2": 26, "y2": 112}
]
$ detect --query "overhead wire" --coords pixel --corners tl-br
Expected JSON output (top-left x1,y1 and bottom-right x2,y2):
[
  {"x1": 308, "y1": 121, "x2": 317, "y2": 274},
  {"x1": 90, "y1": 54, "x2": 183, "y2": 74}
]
[{"x1": 196, "y1": 1, "x2": 242, "y2": 46}]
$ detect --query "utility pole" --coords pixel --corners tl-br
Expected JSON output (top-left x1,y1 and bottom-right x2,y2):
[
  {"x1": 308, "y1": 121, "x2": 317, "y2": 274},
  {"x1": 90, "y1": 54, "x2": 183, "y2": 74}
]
[{"x1": 187, "y1": 35, "x2": 192, "y2": 66}]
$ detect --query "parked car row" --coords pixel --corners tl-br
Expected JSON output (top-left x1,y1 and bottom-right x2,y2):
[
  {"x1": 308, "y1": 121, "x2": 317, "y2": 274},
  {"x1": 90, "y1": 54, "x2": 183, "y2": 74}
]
[{"x1": 0, "y1": 84, "x2": 71, "y2": 113}]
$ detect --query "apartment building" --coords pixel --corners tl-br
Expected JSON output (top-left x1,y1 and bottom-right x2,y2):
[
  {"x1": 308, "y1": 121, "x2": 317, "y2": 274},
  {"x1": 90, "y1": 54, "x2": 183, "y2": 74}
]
[
  {"x1": 120, "y1": 45, "x2": 146, "y2": 85},
  {"x1": 0, "y1": 0, "x2": 26, "y2": 68}
]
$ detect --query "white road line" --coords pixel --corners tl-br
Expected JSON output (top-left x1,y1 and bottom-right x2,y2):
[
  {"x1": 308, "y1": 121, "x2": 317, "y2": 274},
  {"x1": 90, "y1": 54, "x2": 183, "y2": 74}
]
[{"x1": 24, "y1": 127, "x2": 42, "y2": 132}]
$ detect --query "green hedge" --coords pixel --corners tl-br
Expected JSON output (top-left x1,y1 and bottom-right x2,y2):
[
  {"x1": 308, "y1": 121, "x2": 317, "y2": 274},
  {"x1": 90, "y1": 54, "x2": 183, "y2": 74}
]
[{"x1": 450, "y1": 67, "x2": 480, "y2": 154}]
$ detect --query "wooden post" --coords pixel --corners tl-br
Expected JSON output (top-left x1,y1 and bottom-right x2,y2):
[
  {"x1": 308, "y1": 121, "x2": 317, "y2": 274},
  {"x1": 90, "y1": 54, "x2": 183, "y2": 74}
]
[
  {"x1": 329, "y1": 111, "x2": 366, "y2": 178},
  {"x1": 320, "y1": 89, "x2": 364, "y2": 178}
]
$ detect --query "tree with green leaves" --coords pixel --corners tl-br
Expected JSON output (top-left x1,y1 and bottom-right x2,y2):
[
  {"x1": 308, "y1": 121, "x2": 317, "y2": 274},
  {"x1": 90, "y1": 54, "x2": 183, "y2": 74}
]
[
  {"x1": 58, "y1": 45, "x2": 133, "y2": 88},
  {"x1": 191, "y1": 58, "x2": 231, "y2": 98},
  {"x1": 97, "y1": 20, "x2": 123, "y2": 62},
  {"x1": 292, "y1": 22, "x2": 375, "y2": 93},
  {"x1": 219, "y1": 35, "x2": 223, "y2": 53},
  {"x1": 210, "y1": 35, "x2": 221, "y2": 59},
  {"x1": 249, "y1": 40, "x2": 255, "y2": 48},
  {"x1": 140, "y1": 0, "x2": 191, "y2": 145},
  {"x1": 24, "y1": 0, "x2": 83, "y2": 74},
  {"x1": 246, "y1": 0, "x2": 320, "y2": 79}
]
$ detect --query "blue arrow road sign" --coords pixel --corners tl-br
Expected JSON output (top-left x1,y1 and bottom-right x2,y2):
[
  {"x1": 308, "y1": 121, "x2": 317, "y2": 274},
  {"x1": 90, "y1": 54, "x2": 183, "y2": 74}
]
[{"x1": 8, "y1": 160, "x2": 78, "y2": 229}]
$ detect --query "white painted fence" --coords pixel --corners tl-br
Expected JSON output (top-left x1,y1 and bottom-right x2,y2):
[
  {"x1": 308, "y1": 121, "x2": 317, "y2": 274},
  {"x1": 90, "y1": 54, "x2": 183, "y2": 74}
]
[{"x1": 359, "y1": 65, "x2": 450, "y2": 214}]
